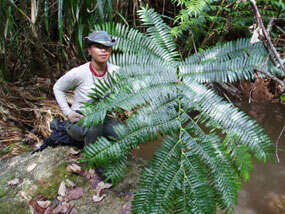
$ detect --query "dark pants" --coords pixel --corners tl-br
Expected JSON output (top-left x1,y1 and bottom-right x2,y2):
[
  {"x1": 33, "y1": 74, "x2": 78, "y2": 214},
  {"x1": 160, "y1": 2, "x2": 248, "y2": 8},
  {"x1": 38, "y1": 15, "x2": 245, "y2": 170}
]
[{"x1": 65, "y1": 117, "x2": 119, "y2": 145}]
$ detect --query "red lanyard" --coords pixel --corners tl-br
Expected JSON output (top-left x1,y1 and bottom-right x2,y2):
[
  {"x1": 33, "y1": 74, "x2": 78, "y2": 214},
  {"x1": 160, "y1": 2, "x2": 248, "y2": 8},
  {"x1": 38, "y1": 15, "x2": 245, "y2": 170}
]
[{"x1": 89, "y1": 63, "x2": 108, "y2": 77}]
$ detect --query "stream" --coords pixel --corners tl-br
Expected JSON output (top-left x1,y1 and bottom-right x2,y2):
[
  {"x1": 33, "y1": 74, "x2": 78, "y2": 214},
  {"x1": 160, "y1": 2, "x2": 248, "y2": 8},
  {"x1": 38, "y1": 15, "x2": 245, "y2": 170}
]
[
  {"x1": 234, "y1": 102, "x2": 285, "y2": 214},
  {"x1": 134, "y1": 102, "x2": 285, "y2": 214}
]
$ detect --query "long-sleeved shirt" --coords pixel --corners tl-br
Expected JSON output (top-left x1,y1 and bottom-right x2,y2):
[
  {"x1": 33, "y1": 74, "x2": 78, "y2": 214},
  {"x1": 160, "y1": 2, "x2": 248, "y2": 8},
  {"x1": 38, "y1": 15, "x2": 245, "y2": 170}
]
[{"x1": 53, "y1": 62, "x2": 119, "y2": 116}]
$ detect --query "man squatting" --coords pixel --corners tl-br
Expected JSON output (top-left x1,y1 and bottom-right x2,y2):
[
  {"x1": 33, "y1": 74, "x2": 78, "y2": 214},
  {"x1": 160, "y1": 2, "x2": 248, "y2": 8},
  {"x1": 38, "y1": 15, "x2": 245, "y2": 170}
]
[{"x1": 53, "y1": 31, "x2": 119, "y2": 145}]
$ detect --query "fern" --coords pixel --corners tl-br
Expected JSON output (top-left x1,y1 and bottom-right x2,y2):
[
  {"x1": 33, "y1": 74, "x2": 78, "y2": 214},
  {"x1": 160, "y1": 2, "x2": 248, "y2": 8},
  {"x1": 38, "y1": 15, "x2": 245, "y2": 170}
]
[
  {"x1": 171, "y1": 0, "x2": 219, "y2": 16},
  {"x1": 171, "y1": 0, "x2": 285, "y2": 53},
  {"x1": 80, "y1": 7, "x2": 277, "y2": 214},
  {"x1": 180, "y1": 38, "x2": 280, "y2": 83}
]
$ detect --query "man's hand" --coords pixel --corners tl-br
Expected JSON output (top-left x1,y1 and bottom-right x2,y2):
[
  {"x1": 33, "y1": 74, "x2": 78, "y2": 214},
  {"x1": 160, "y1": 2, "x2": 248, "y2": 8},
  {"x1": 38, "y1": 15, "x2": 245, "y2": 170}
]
[{"x1": 67, "y1": 111, "x2": 83, "y2": 123}]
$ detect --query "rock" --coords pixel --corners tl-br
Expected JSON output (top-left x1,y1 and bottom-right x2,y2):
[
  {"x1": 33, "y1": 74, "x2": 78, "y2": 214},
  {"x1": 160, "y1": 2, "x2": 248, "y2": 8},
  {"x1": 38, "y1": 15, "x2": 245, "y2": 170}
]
[{"x1": 0, "y1": 146, "x2": 146, "y2": 213}]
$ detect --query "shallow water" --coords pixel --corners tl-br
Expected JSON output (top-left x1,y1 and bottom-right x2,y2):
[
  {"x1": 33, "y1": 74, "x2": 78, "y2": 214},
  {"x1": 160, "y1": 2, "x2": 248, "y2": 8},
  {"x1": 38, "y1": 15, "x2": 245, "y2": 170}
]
[
  {"x1": 134, "y1": 102, "x2": 285, "y2": 214},
  {"x1": 234, "y1": 102, "x2": 285, "y2": 214}
]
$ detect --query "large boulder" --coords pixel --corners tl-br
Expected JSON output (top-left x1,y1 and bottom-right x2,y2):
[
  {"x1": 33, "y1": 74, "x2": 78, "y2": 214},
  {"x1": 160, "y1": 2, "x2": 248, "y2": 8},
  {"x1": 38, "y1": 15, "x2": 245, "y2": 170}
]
[{"x1": 0, "y1": 146, "x2": 145, "y2": 213}]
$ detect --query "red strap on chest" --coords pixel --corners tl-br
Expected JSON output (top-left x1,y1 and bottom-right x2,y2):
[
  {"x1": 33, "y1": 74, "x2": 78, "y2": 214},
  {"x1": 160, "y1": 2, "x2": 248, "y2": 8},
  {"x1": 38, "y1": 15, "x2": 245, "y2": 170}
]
[{"x1": 89, "y1": 63, "x2": 108, "y2": 77}]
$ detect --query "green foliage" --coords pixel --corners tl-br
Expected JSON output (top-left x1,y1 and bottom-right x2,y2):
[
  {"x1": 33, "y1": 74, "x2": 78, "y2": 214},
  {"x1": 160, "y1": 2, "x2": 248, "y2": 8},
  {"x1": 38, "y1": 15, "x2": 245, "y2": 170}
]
[
  {"x1": 171, "y1": 0, "x2": 219, "y2": 16},
  {"x1": 280, "y1": 93, "x2": 285, "y2": 102},
  {"x1": 170, "y1": 0, "x2": 285, "y2": 55},
  {"x1": 0, "y1": 0, "x2": 116, "y2": 81},
  {"x1": 81, "y1": 7, "x2": 277, "y2": 213},
  {"x1": 57, "y1": 0, "x2": 115, "y2": 49},
  {"x1": 222, "y1": 135, "x2": 253, "y2": 181}
]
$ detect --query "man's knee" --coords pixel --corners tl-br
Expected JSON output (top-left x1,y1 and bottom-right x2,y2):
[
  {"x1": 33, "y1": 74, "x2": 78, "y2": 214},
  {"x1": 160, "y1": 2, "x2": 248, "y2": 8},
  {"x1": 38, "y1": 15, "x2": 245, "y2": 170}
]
[
  {"x1": 65, "y1": 123, "x2": 87, "y2": 142},
  {"x1": 83, "y1": 125, "x2": 104, "y2": 145},
  {"x1": 65, "y1": 117, "x2": 119, "y2": 145},
  {"x1": 103, "y1": 117, "x2": 119, "y2": 139}
]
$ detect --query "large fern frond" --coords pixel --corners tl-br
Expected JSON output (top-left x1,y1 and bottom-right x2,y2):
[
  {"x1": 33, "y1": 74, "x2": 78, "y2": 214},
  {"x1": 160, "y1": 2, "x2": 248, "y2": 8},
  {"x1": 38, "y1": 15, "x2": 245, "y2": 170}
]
[
  {"x1": 180, "y1": 38, "x2": 280, "y2": 83},
  {"x1": 81, "y1": 59, "x2": 178, "y2": 126},
  {"x1": 132, "y1": 123, "x2": 240, "y2": 213},
  {"x1": 81, "y1": 6, "x2": 278, "y2": 213},
  {"x1": 137, "y1": 7, "x2": 179, "y2": 62},
  {"x1": 179, "y1": 81, "x2": 273, "y2": 160},
  {"x1": 82, "y1": 95, "x2": 180, "y2": 163},
  {"x1": 132, "y1": 135, "x2": 183, "y2": 213}
]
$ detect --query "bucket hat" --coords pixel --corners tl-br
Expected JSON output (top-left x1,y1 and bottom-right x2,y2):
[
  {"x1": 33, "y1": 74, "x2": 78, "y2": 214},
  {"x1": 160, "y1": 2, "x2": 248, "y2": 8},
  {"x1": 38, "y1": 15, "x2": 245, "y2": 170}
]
[{"x1": 84, "y1": 31, "x2": 116, "y2": 47}]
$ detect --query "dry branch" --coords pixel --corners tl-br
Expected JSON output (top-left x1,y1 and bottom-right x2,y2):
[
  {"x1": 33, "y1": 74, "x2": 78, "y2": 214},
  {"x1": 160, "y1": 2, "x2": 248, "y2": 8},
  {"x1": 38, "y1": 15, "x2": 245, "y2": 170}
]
[{"x1": 250, "y1": 0, "x2": 285, "y2": 75}]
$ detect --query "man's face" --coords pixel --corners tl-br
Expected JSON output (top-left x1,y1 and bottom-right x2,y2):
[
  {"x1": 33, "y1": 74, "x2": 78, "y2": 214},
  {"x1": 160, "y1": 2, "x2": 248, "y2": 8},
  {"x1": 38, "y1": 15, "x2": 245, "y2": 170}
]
[{"x1": 88, "y1": 43, "x2": 111, "y2": 63}]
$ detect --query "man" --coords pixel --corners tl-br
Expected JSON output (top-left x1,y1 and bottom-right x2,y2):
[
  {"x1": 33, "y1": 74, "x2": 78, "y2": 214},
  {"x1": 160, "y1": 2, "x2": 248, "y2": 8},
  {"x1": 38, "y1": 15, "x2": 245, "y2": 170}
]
[{"x1": 53, "y1": 31, "x2": 119, "y2": 145}]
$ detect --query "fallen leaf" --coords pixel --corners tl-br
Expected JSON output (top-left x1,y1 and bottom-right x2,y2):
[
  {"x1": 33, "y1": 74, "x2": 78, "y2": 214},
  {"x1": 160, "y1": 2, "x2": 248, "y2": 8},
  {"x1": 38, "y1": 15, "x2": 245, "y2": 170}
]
[
  {"x1": 236, "y1": 0, "x2": 247, "y2": 4},
  {"x1": 29, "y1": 205, "x2": 35, "y2": 214},
  {"x1": 71, "y1": 159, "x2": 80, "y2": 164},
  {"x1": 250, "y1": 28, "x2": 261, "y2": 44},
  {"x1": 19, "y1": 191, "x2": 31, "y2": 201},
  {"x1": 97, "y1": 181, "x2": 112, "y2": 189},
  {"x1": 27, "y1": 163, "x2": 37, "y2": 172},
  {"x1": 66, "y1": 179, "x2": 76, "y2": 188},
  {"x1": 69, "y1": 207, "x2": 79, "y2": 214},
  {"x1": 82, "y1": 168, "x2": 99, "y2": 180},
  {"x1": 88, "y1": 169, "x2": 95, "y2": 178},
  {"x1": 89, "y1": 177, "x2": 100, "y2": 189},
  {"x1": 8, "y1": 178, "x2": 20, "y2": 186},
  {"x1": 57, "y1": 196, "x2": 64, "y2": 201},
  {"x1": 69, "y1": 148, "x2": 80, "y2": 155},
  {"x1": 52, "y1": 202, "x2": 70, "y2": 214},
  {"x1": 80, "y1": 169, "x2": 88, "y2": 178},
  {"x1": 58, "y1": 181, "x2": 67, "y2": 196},
  {"x1": 37, "y1": 200, "x2": 51, "y2": 209},
  {"x1": 43, "y1": 207, "x2": 52, "y2": 214},
  {"x1": 29, "y1": 200, "x2": 45, "y2": 214},
  {"x1": 92, "y1": 194, "x2": 106, "y2": 202},
  {"x1": 67, "y1": 187, "x2": 83, "y2": 201},
  {"x1": 119, "y1": 203, "x2": 132, "y2": 214},
  {"x1": 94, "y1": 181, "x2": 112, "y2": 196},
  {"x1": 66, "y1": 164, "x2": 81, "y2": 174}
]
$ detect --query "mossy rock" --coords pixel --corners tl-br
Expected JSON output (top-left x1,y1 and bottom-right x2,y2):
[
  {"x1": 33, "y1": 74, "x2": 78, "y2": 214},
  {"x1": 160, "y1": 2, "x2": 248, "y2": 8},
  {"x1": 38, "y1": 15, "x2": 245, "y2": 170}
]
[
  {"x1": 0, "y1": 146, "x2": 147, "y2": 213},
  {"x1": 0, "y1": 147, "x2": 87, "y2": 212}
]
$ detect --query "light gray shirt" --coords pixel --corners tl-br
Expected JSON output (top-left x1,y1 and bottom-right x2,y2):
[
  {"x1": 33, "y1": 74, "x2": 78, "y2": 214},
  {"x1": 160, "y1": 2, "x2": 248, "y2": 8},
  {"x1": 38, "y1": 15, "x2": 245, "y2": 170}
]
[{"x1": 53, "y1": 62, "x2": 119, "y2": 116}]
